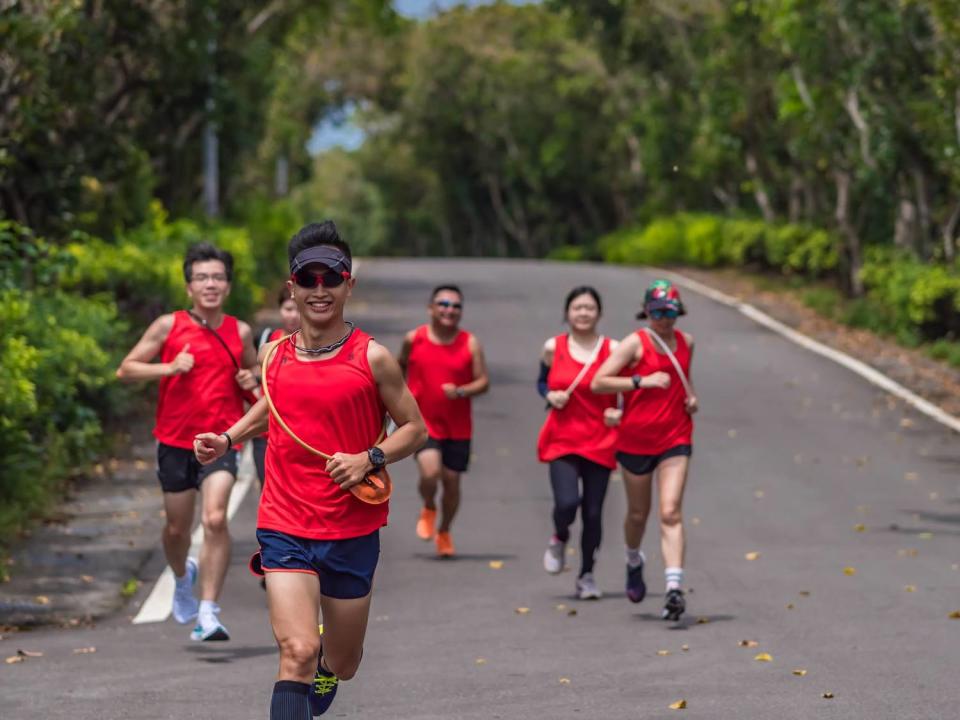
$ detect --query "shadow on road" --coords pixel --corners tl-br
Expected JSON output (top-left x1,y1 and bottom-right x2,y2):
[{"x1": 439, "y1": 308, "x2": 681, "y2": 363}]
[
  {"x1": 632, "y1": 613, "x2": 736, "y2": 629},
  {"x1": 185, "y1": 644, "x2": 276, "y2": 664},
  {"x1": 412, "y1": 552, "x2": 518, "y2": 563}
]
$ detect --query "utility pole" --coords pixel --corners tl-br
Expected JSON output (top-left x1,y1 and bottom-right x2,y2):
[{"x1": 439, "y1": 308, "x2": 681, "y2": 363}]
[{"x1": 203, "y1": 5, "x2": 220, "y2": 218}]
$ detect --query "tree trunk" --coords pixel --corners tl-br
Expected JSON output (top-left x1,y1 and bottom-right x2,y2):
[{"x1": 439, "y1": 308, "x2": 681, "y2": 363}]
[
  {"x1": 835, "y1": 170, "x2": 864, "y2": 296},
  {"x1": 942, "y1": 199, "x2": 960, "y2": 263},
  {"x1": 745, "y1": 151, "x2": 775, "y2": 222},
  {"x1": 911, "y1": 167, "x2": 932, "y2": 258}
]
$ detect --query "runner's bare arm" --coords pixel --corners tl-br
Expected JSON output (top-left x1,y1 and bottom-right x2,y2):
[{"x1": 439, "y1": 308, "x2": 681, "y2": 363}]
[
  {"x1": 369, "y1": 342, "x2": 428, "y2": 463},
  {"x1": 115, "y1": 314, "x2": 182, "y2": 383},
  {"x1": 591, "y1": 332, "x2": 670, "y2": 393},
  {"x1": 234, "y1": 321, "x2": 260, "y2": 393},
  {"x1": 458, "y1": 335, "x2": 490, "y2": 397},
  {"x1": 194, "y1": 397, "x2": 269, "y2": 465},
  {"x1": 397, "y1": 330, "x2": 415, "y2": 377},
  {"x1": 684, "y1": 333, "x2": 698, "y2": 413}
]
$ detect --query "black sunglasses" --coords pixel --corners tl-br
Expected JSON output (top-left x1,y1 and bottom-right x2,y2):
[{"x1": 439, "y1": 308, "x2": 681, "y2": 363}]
[
  {"x1": 435, "y1": 300, "x2": 462, "y2": 310},
  {"x1": 292, "y1": 268, "x2": 349, "y2": 289}
]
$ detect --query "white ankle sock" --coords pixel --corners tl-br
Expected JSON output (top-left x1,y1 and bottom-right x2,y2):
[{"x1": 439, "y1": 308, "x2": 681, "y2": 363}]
[
  {"x1": 199, "y1": 600, "x2": 219, "y2": 618},
  {"x1": 665, "y1": 567, "x2": 684, "y2": 591},
  {"x1": 625, "y1": 547, "x2": 646, "y2": 568}
]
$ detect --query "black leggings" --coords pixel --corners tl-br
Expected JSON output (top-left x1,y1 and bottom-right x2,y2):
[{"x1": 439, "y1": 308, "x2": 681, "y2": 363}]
[{"x1": 549, "y1": 455, "x2": 611, "y2": 576}]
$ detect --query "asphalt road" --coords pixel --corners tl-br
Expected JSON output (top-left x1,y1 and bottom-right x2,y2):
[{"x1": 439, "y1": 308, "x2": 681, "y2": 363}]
[{"x1": 3, "y1": 259, "x2": 959, "y2": 720}]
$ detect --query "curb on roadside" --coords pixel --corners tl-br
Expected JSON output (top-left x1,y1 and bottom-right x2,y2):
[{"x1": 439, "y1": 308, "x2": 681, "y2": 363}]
[{"x1": 655, "y1": 267, "x2": 960, "y2": 435}]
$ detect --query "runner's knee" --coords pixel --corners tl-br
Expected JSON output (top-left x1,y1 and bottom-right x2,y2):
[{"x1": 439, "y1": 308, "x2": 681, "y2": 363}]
[
  {"x1": 202, "y1": 509, "x2": 228, "y2": 535},
  {"x1": 279, "y1": 635, "x2": 321, "y2": 672},
  {"x1": 325, "y1": 648, "x2": 362, "y2": 680},
  {"x1": 625, "y1": 509, "x2": 648, "y2": 528},
  {"x1": 660, "y1": 504, "x2": 682, "y2": 527}
]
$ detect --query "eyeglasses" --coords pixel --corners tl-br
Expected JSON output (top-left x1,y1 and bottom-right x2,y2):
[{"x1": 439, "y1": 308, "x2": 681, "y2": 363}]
[
  {"x1": 190, "y1": 273, "x2": 228, "y2": 284},
  {"x1": 292, "y1": 268, "x2": 350, "y2": 289},
  {"x1": 649, "y1": 308, "x2": 679, "y2": 319},
  {"x1": 435, "y1": 300, "x2": 462, "y2": 310}
]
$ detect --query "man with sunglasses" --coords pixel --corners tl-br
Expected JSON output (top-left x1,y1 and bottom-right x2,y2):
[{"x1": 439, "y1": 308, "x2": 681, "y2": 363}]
[
  {"x1": 194, "y1": 221, "x2": 426, "y2": 719},
  {"x1": 116, "y1": 242, "x2": 259, "y2": 641},
  {"x1": 399, "y1": 285, "x2": 490, "y2": 557},
  {"x1": 591, "y1": 279, "x2": 698, "y2": 622}
]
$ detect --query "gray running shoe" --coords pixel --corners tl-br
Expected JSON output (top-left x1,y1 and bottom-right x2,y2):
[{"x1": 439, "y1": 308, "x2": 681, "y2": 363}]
[
  {"x1": 576, "y1": 572, "x2": 603, "y2": 600},
  {"x1": 543, "y1": 537, "x2": 565, "y2": 574}
]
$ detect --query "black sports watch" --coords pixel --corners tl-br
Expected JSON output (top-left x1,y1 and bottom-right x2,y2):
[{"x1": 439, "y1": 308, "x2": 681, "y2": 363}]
[
  {"x1": 367, "y1": 446, "x2": 386, "y2": 469},
  {"x1": 631, "y1": 374, "x2": 643, "y2": 390}
]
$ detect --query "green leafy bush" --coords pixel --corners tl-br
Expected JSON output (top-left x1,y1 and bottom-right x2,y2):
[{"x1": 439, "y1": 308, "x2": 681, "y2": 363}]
[{"x1": 0, "y1": 224, "x2": 127, "y2": 540}]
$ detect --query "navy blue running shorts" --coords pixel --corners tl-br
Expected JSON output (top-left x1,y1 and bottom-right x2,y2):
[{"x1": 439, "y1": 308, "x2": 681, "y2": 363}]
[
  {"x1": 252, "y1": 529, "x2": 380, "y2": 599},
  {"x1": 616, "y1": 444, "x2": 692, "y2": 476},
  {"x1": 156, "y1": 442, "x2": 238, "y2": 493}
]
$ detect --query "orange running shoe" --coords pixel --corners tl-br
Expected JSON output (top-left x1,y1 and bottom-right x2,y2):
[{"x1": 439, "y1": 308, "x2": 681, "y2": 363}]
[
  {"x1": 416, "y1": 507, "x2": 437, "y2": 540},
  {"x1": 436, "y1": 531, "x2": 455, "y2": 557}
]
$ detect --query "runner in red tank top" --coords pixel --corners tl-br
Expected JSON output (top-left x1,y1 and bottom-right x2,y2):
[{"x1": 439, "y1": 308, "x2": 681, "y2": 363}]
[
  {"x1": 116, "y1": 243, "x2": 259, "y2": 641},
  {"x1": 400, "y1": 284, "x2": 490, "y2": 557},
  {"x1": 252, "y1": 287, "x2": 301, "y2": 491},
  {"x1": 536, "y1": 287, "x2": 621, "y2": 600},
  {"x1": 195, "y1": 222, "x2": 426, "y2": 719},
  {"x1": 592, "y1": 280, "x2": 699, "y2": 622}
]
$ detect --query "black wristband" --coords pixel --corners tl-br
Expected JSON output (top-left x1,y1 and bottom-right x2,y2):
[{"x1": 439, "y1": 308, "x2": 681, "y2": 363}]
[
  {"x1": 631, "y1": 374, "x2": 642, "y2": 390},
  {"x1": 221, "y1": 431, "x2": 233, "y2": 450}
]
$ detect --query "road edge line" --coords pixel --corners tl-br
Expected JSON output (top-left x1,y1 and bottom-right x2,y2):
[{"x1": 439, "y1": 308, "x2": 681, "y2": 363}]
[
  {"x1": 653, "y1": 267, "x2": 960, "y2": 435},
  {"x1": 132, "y1": 446, "x2": 256, "y2": 624}
]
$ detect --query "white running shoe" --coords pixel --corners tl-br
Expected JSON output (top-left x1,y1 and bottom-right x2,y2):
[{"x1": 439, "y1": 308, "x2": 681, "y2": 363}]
[
  {"x1": 543, "y1": 537, "x2": 565, "y2": 574},
  {"x1": 190, "y1": 603, "x2": 230, "y2": 642},
  {"x1": 172, "y1": 557, "x2": 199, "y2": 625},
  {"x1": 576, "y1": 572, "x2": 603, "y2": 600}
]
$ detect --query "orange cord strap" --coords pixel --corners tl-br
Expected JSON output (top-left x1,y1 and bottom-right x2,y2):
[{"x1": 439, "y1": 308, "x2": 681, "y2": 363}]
[{"x1": 261, "y1": 336, "x2": 391, "y2": 504}]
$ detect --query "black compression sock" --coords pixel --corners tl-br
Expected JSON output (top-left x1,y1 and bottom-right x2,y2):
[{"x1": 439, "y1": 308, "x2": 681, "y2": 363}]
[{"x1": 270, "y1": 680, "x2": 311, "y2": 720}]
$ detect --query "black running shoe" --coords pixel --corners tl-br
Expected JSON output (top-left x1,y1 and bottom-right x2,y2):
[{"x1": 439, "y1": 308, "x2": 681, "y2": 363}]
[
  {"x1": 626, "y1": 562, "x2": 646, "y2": 603},
  {"x1": 662, "y1": 588, "x2": 686, "y2": 621},
  {"x1": 310, "y1": 652, "x2": 338, "y2": 716}
]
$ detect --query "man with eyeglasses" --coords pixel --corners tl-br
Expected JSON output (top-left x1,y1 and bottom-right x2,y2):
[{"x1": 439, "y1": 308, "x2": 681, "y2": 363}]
[
  {"x1": 116, "y1": 242, "x2": 259, "y2": 641},
  {"x1": 399, "y1": 284, "x2": 490, "y2": 557}
]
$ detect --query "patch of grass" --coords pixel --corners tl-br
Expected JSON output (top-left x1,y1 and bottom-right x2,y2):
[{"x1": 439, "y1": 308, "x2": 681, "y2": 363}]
[
  {"x1": 926, "y1": 339, "x2": 960, "y2": 368},
  {"x1": 801, "y1": 287, "x2": 842, "y2": 320}
]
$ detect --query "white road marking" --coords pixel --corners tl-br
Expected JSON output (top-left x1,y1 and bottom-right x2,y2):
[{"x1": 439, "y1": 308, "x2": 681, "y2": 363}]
[
  {"x1": 657, "y1": 269, "x2": 960, "y2": 435},
  {"x1": 132, "y1": 447, "x2": 256, "y2": 624}
]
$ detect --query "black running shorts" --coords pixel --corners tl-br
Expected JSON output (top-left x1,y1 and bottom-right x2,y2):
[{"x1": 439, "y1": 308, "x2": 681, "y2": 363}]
[
  {"x1": 616, "y1": 444, "x2": 692, "y2": 476},
  {"x1": 156, "y1": 442, "x2": 238, "y2": 493},
  {"x1": 415, "y1": 437, "x2": 472, "y2": 473}
]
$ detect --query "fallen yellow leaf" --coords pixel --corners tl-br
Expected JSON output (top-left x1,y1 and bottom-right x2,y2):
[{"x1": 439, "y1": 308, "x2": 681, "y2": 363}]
[
  {"x1": 515, "y1": 607, "x2": 530, "y2": 615},
  {"x1": 559, "y1": 677, "x2": 571, "y2": 685},
  {"x1": 948, "y1": 611, "x2": 960, "y2": 619},
  {"x1": 745, "y1": 552, "x2": 760, "y2": 561},
  {"x1": 696, "y1": 617, "x2": 710, "y2": 624},
  {"x1": 822, "y1": 692, "x2": 835, "y2": 699},
  {"x1": 853, "y1": 524, "x2": 866, "y2": 532},
  {"x1": 554, "y1": 604, "x2": 567, "y2": 611},
  {"x1": 843, "y1": 567, "x2": 857, "y2": 576},
  {"x1": 657, "y1": 650, "x2": 670, "y2": 656},
  {"x1": 754, "y1": 653, "x2": 773, "y2": 662},
  {"x1": 488, "y1": 561, "x2": 503, "y2": 569},
  {"x1": 786, "y1": 603, "x2": 795, "y2": 610},
  {"x1": 475, "y1": 658, "x2": 486, "y2": 665},
  {"x1": 34, "y1": 596, "x2": 50, "y2": 605},
  {"x1": 5, "y1": 655, "x2": 24, "y2": 664},
  {"x1": 904, "y1": 585, "x2": 916, "y2": 592},
  {"x1": 739, "y1": 640, "x2": 759, "y2": 648},
  {"x1": 793, "y1": 669, "x2": 807, "y2": 676},
  {"x1": 73, "y1": 647, "x2": 96, "y2": 654},
  {"x1": 681, "y1": 644, "x2": 689, "y2": 652},
  {"x1": 669, "y1": 700, "x2": 687, "y2": 710}
]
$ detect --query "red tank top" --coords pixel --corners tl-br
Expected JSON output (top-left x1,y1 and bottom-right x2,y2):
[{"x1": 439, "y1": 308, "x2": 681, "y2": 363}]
[
  {"x1": 618, "y1": 329, "x2": 693, "y2": 455},
  {"x1": 154, "y1": 311, "x2": 245, "y2": 449},
  {"x1": 259, "y1": 329, "x2": 388, "y2": 540},
  {"x1": 259, "y1": 328, "x2": 287, "y2": 439},
  {"x1": 537, "y1": 335, "x2": 618, "y2": 469},
  {"x1": 405, "y1": 325, "x2": 474, "y2": 440}
]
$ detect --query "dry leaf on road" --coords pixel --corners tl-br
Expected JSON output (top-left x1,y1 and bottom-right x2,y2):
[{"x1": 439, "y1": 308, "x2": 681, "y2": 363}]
[
  {"x1": 793, "y1": 669, "x2": 807, "y2": 676},
  {"x1": 657, "y1": 650, "x2": 670, "y2": 656},
  {"x1": 843, "y1": 567, "x2": 857, "y2": 576},
  {"x1": 669, "y1": 700, "x2": 687, "y2": 710},
  {"x1": 739, "y1": 640, "x2": 759, "y2": 648},
  {"x1": 514, "y1": 607, "x2": 530, "y2": 615},
  {"x1": 745, "y1": 552, "x2": 760, "y2": 561},
  {"x1": 73, "y1": 647, "x2": 96, "y2": 654},
  {"x1": 488, "y1": 561, "x2": 503, "y2": 569},
  {"x1": 754, "y1": 653, "x2": 773, "y2": 662},
  {"x1": 822, "y1": 692, "x2": 835, "y2": 699}
]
